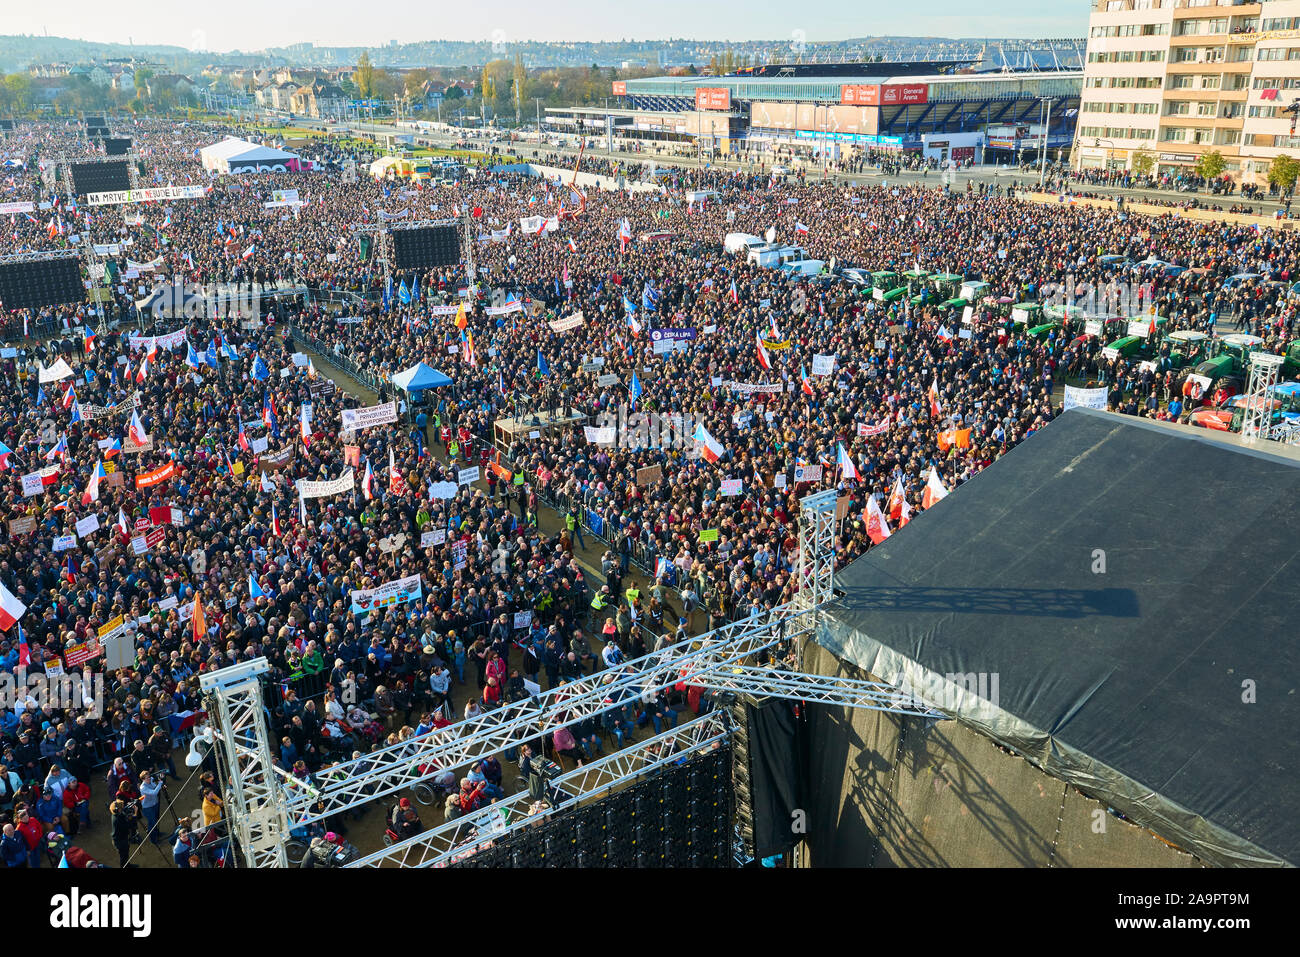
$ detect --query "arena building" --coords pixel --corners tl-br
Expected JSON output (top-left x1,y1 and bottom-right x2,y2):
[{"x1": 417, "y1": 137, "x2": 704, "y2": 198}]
[{"x1": 545, "y1": 57, "x2": 1083, "y2": 166}]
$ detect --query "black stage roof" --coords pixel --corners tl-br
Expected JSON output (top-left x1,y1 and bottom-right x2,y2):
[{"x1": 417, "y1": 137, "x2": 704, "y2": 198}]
[{"x1": 820, "y1": 408, "x2": 1299, "y2": 867}]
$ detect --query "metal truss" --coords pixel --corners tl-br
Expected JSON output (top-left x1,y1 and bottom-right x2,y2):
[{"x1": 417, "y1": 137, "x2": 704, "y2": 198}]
[
  {"x1": 0, "y1": 249, "x2": 81, "y2": 264},
  {"x1": 348, "y1": 710, "x2": 731, "y2": 868},
  {"x1": 694, "y1": 666, "x2": 946, "y2": 719},
  {"x1": 387, "y1": 218, "x2": 461, "y2": 231},
  {"x1": 1242, "y1": 351, "x2": 1284, "y2": 443},
  {"x1": 796, "y1": 490, "x2": 837, "y2": 614},
  {"x1": 284, "y1": 604, "x2": 817, "y2": 827},
  {"x1": 199, "y1": 659, "x2": 290, "y2": 867}
]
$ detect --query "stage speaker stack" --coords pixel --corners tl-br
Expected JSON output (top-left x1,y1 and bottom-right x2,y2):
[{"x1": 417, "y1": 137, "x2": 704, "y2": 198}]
[
  {"x1": 392, "y1": 224, "x2": 461, "y2": 269},
  {"x1": 0, "y1": 257, "x2": 85, "y2": 310},
  {"x1": 69, "y1": 160, "x2": 130, "y2": 196}
]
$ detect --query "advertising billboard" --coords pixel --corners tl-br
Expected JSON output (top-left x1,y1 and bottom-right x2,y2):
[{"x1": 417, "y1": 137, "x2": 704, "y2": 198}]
[{"x1": 695, "y1": 87, "x2": 731, "y2": 111}]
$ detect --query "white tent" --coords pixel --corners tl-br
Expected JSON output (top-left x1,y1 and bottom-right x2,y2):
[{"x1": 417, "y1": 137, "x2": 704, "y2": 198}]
[{"x1": 200, "y1": 137, "x2": 302, "y2": 174}]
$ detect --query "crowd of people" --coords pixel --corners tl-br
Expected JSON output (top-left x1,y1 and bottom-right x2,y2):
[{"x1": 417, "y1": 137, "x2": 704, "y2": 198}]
[{"x1": 2, "y1": 115, "x2": 1299, "y2": 866}]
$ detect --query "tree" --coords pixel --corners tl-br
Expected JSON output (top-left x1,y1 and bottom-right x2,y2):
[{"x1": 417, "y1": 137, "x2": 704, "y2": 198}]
[
  {"x1": 356, "y1": 52, "x2": 374, "y2": 99},
  {"x1": 444, "y1": 83, "x2": 465, "y2": 101},
  {"x1": 404, "y1": 69, "x2": 431, "y2": 98},
  {"x1": 1195, "y1": 149, "x2": 1226, "y2": 181},
  {"x1": 2, "y1": 73, "x2": 33, "y2": 113},
  {"x1": 1269, "y1": 154, "x2": 1300, "y2": 194},
  {"x1": 1130, "y1": 147, "x2": 1154, "y2": 177},
  {"x1": 133, "y1": 68, "x2": 153, "y2": 98}
]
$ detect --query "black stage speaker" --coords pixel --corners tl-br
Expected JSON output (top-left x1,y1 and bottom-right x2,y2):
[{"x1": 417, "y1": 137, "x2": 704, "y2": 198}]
[
  {"x1": 70, "y1": 160, "x2": 130, "y2": 195},
  {"x1": 392, "y1": 225, "x2": 460, "y2": 269},
  {"x1": 103, "y1": 137, "x2": 132, "y2": 156},
  {"x1": 0, "y1": 258, "x2": 85, "y2": 310}
]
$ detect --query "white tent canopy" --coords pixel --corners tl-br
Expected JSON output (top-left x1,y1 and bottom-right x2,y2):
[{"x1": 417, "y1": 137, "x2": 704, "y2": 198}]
[{"x1": 200, "y1": 137, "x2": 301, "y2": 174}]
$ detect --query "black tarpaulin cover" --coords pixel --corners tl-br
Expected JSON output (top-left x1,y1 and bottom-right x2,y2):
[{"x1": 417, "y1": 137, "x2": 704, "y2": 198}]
[{"x1": 820, "y1": 409, "x2": 1299, "y2": 868}]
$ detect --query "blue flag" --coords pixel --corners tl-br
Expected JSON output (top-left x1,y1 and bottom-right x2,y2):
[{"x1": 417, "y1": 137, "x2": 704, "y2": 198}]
[
  {"x1": 630, "y1": 371, "x2": 642, "y2": 409},
  {"x1": 249, "y1": 574, "x2": 265, "y2": 599},
  {"x1": 36, "y1": 384, "x2": 45, "y2": 404},
  {"x1": 398, "y1": 279, "x2": 411, "y2": 305},
  {"x1": 252, "y1": 354, "x2": 270, "y2": 382},
  {"x1": 412, "y1": 274, "x2": 421, "y2": 302},
  {"x1": 205, "y1": 340, "x2": 219, "y2": 369},
  {"x1": 186, "y1": 343, "x2": 202, "y2": 368},
  {"x1": 383, "y1": 276, "x2": 392, "y2": 312},
  {"x1": 537, "y1": 350, "x2": 549, "y2": 377}
]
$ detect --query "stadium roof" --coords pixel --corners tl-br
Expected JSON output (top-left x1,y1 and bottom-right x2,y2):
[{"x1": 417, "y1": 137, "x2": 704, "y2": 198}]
[
  {"x1": 623, "y1": 71, "x2": 1082, "y2": 105},
  {"x1": 819, "y1": 409, "x2": 1300, "y2": 867}
]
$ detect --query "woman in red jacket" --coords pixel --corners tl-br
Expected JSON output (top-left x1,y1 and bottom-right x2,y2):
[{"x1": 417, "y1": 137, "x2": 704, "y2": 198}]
[
  {"x1": 61, "y1": 777, "x2": 91, "y2": 836},
  {"x1": 15, "y1": 810, "x2": 44, "y2": 868}
]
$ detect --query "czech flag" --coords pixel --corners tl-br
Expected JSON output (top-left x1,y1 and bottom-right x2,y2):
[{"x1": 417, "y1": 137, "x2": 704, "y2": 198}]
[
  {"x1": 928, "y1": 379, "x2": 942, "y2": 418},
  {"x1": 757, "y1": 334, "x2": 772, "y2": 371},
  {"x1": 800, "y1": 364, "x2": 813, "y2": 396},
  {"x1": 0, "y1": 441, "x2": 15, "y2": 471},
  {"x1": 81, "y1": 459, "x2": 106, "y2": 506},
  {"x1": 362, "y1": 459, "x2": 374, "y2": 500},
  {"x1": 102, "y1": 437, "x2": 122, "y2": 459},
  {"x1": 271, "y1": 502, "x2": 281, "y2": 537},
  {"x1": 0, "y1": 581, "x2": 27, "y2": 633},
  {"x1": 837, "y1": 443, "x2": 859, "y2": 482},
  {"x1": 693, "y1": 424, "x2": 725, "y2": 464}
]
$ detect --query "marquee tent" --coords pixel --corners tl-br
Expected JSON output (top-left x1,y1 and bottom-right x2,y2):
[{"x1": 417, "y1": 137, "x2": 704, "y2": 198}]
[{"x1": 200, "y1": 137, "x2": 306, "y2": 174}]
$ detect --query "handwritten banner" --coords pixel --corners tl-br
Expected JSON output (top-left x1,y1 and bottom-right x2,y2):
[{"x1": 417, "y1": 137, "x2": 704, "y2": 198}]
[{"x1": 340, "y1": 401, "x2": 397, "y2": 431}]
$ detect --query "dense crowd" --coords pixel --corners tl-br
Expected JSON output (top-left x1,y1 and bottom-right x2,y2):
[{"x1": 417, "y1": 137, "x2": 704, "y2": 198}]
[{"x1": 2, "y1": 116, "x2": 1299, "y2": 866}]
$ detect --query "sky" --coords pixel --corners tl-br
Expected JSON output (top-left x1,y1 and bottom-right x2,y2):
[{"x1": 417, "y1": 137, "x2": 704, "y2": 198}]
[{"x1": 6, "y1": 0, "x2": 1086, "y2": 53}]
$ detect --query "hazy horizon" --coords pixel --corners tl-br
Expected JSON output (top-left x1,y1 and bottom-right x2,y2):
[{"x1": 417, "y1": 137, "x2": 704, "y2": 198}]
[{"x1": 4, "y1": 0, "x2": 1085, "y2": 54}]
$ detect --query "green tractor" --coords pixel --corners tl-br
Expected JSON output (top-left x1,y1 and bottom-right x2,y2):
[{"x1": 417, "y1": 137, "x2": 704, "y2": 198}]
[
  {"x1": 929, "y1": 272, "x2": 964, "y2": 300},
  {"x1": 871, "y1": 270, "x2": 901, "y2": 301},
  {"x1": 1174, "y1": 333, "x2": 1262, "y2": 406}
]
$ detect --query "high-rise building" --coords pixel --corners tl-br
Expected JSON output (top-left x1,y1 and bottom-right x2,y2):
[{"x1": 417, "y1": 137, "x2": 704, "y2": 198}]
[{"x1": 1078, "y1": 0, "x2": 1300, "y2": 186}]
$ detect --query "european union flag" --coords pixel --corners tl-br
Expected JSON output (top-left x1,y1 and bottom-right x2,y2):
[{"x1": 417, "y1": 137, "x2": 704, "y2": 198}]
[
  {"x1": 252, "y1": 354, "x2": 270, "y2": 381},
  {"x1": 205, "y1": 340, "x2": 219, "y2": 369},
  {"x1": 537, "y1": 350, "x2": 549, "y2": 377},
  {"x1": 630, "y1": 371, "x2": 642, "y2": 409},
  {"x1": 398, "y1": 279, "x2": 411, "y2": 305}
]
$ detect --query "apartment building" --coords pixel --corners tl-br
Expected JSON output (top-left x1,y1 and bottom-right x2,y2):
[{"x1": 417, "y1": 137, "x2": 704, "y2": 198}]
[{"x1": 1078, "y1": 0, "x2": 1300, "y2": 184}]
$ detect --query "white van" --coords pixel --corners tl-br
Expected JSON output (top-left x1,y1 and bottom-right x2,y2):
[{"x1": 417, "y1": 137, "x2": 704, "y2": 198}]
[
  {"x1": 751, "y1": 244, "x2": 808, "y2": 268},
  {"x1": 780, "y1": 259, "x2": 826, "y2": 278},
  {"x1": 726, "y1": 233, "x2": 766, "y2": 254}
]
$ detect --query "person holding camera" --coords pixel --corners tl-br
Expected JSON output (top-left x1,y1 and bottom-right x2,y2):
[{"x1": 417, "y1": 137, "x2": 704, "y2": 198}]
[
  {"x1": 110, "y1": 798, "x2": 140, "y2": 868},
  {"x1": 138, "y1": 770, "x2": 164, "y2": 845}
]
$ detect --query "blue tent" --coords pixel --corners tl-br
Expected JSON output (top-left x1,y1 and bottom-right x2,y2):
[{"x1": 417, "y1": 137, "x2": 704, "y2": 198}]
[{"x1": 392, "y1": 362, "x2": 452, "y2": 395}]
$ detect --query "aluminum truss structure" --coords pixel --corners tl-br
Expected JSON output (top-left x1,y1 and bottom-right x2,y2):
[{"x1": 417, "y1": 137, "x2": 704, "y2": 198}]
[
  {"x1": 694, "y1": 666, "x2": 946, "y2": 720},
  {"x1": 281, "y1": 604, "x2": 816, "y2": 828},
  {"x1": 198, "y1": 659, "x2": 290, "y2": 867},
  {"x1": 202, "y1": 491, "x2": 952, "y2": 866},
  {"x1": 1241, "y1": 350, "x2": 1284, "y2": 443},
  {"x1": 0, "y1": 249, "x2": 81, "y2": 264},
  {"x1": 348, "y1": 710, "x2": 732, "y2": 868}
]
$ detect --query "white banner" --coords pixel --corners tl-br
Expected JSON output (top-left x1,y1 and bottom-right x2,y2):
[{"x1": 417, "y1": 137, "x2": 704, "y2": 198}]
[
  {"x1": 811, "y1": 354, "x2": 836, "y2": 376},
  {"x1": 726, "y1": 381, "x2": 784, "y2": 395},
  {"x1": 75, "y1": 514, "x2": 100, "y2": 537},
  {"x1": 38, "y1": 358, "x2": 74, "y2": 383},
  {"x1": 21, "y1": 472, "x2": 46, "y2": 497},
  {"x1": 349, "y1": 573, "x2": 423, "y2": 615},
  {"x1": 128, "y1": 329, "x2": 187, "y2": 352},
  {"x1": 794, "y1": 464, "x2": 823, "y2": 483},
  {"x1": 429, "y1": 481, "x2": 458, "y2": 500},
  {"x1": 53, "y1": 534, "x2": 77, "y2": 552},
  {"x1": 86, "y1": 185, "x2": 207, "y2": 206},
  {"x1": 420, "y1": 529, "x2": 447, "y2": 547},
  {"x1": 340, "y1": 401, "x2": 397, "y2": 431},
  {"x1": 1063, "y1": 385, "x2": 1108, "y2": 411},
  {"x1": 457, "y1": 466, "x2": 480, "y2": 486},
  {"x1": 720, "y1": 478, "x2": 743, "y2": 496},
  {"x1": 519, "y1": 215, "x2": 543, "y2": 234},
  {"x1": 548, "y1": 313, "x2": 585, "y2": 333},
  {"x1": 0, "y1": 202, "x2": 35, "y2": 214},
  {"x1": 295, "y1": 468, "x2": 355, "y2": 499},
  {"x1": 583, "y1": 425, "x2": 616, "y2": 444}
]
